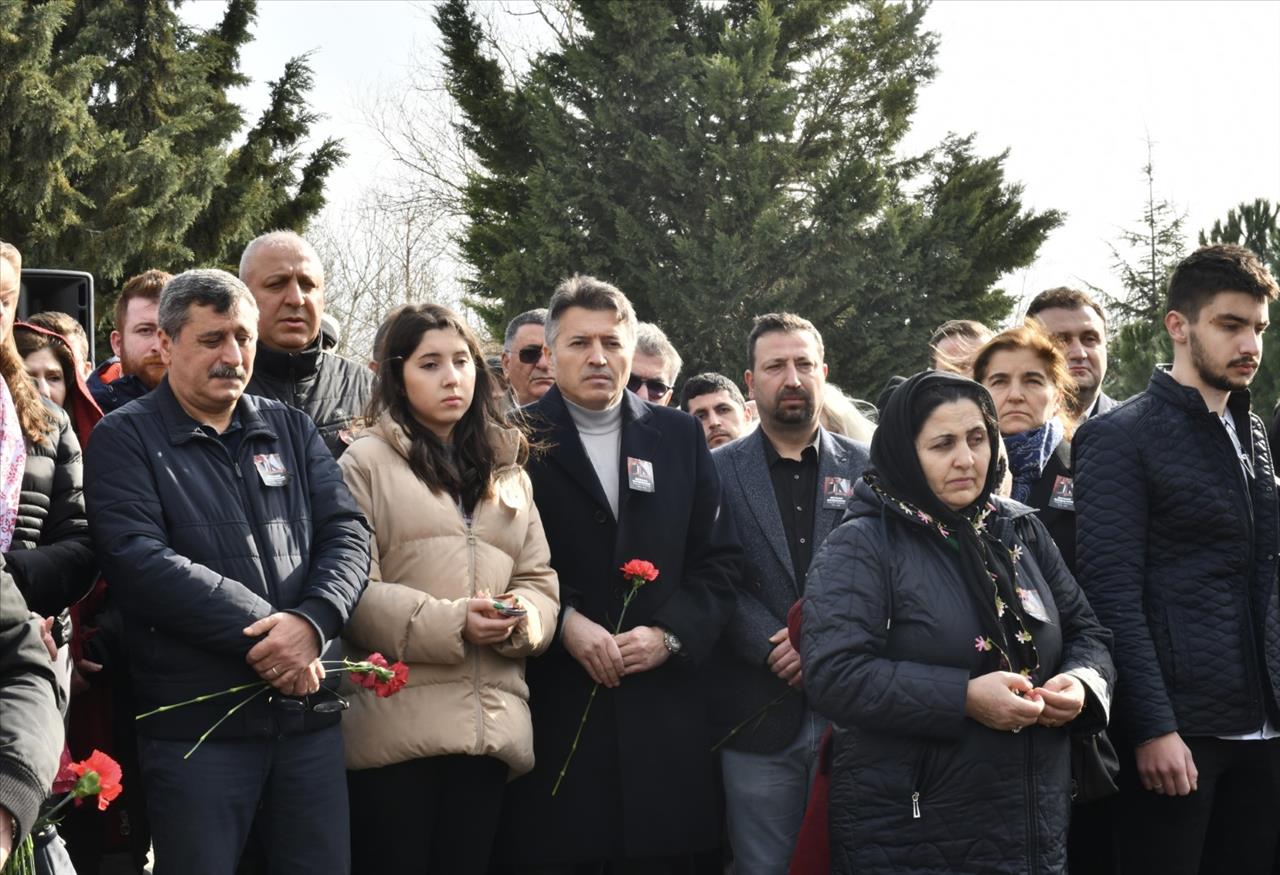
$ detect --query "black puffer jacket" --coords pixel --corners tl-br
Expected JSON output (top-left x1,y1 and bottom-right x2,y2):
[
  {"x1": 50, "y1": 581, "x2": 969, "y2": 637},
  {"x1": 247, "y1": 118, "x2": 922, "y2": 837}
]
[
  {"x1": 803, "y1": 480, "x2": 1114, "y2": 875},
  {"x1": 5, "y1": 398, "x2": 95, "y2": 619},
  {"x1": 246, "y1": 339, "x2": 373, "y2": 459},
  {"x1": 84, "y1": 379, "x2": 370, "y2": 741},
  {"x1": 1073, "y1": 367, "x2": 1280, "y2": 744}
]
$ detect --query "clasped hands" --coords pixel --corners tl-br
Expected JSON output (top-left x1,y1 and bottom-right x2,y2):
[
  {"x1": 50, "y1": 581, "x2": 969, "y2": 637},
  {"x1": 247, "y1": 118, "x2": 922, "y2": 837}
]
[
  {"x1": 965, "y1": 670, "x2": 1086, "y2": 733},
  {"x1": 562, "y1": 611, "x2": 669, "y2": 687},
  {"x1": 244, "y1": 613, "x2": 324, "y2": 696}
]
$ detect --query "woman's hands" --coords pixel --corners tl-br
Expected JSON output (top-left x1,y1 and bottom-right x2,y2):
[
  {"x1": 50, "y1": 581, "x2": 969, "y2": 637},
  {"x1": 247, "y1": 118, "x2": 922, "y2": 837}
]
[
  {"x1": 966, "y1": 670, "x2": 1087, "y2": 732},
  {"x1": 965, "y1": 671, "x2": 1045, "y2": 731},
  {"x1": 1026, "y1": 672, "x2": 1085, "y2": 728},
  {"x1": 463, "y1": 594, "x2": 524, "y2": 646}
]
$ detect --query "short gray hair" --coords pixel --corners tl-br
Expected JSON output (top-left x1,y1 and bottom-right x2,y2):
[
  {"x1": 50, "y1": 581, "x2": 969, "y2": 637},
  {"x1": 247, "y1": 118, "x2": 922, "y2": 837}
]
[
  {"x1": 544, "y1": 274, "x2": 637, "y2": 349},
  {"x1": 238, "y1": 229, "x2": 323, "y2": 285},
  {"x1": 159, "y1": 269, "x2": 259, "y2": 339},
  {"x1": 635, "y1": 322, "x2": 682, "y2": 384},
  {"x1": 504, "y1": 308, "x2": 548, "y2": 350}
]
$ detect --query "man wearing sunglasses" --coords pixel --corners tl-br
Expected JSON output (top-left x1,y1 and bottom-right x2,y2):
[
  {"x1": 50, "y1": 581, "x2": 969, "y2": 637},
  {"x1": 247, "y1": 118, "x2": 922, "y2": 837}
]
[
  {"x1": 501, "y1": 308, "x2": 556, "y2": 407},
  {"x1": 628, "y1": 322, "x2": 682, "y2": 406}
]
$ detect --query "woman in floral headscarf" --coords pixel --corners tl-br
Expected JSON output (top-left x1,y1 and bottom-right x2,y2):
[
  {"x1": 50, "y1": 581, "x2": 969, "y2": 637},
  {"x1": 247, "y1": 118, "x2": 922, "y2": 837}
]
[{"x1": 800, "y1": 370, "x2": 1114, "y2": 875}]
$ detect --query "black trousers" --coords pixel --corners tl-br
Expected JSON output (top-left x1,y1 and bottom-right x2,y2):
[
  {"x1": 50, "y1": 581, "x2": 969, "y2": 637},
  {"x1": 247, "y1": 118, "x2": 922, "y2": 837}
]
[
  {"x1": 348, "y1": 754, "x2": 508, "y2": 875},
  {"x1": 1114, "y1": 735, "x2": 1280, "y2": 875}
]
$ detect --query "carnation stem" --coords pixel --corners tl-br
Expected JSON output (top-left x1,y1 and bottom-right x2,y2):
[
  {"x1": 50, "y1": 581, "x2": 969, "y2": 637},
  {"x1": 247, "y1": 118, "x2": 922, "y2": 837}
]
[
  {"x1": 710, "y1": 689, "x2": 794, "y2": 752},
  {"x1": 183, "y1": 685, "x2": 269, "y2": 760},
  {"x1": 551, "y1": 581, "x2": 642, "y2": 797},
  {"x1": 135, "y1": 681, "x2": 267, "y2": 720}
]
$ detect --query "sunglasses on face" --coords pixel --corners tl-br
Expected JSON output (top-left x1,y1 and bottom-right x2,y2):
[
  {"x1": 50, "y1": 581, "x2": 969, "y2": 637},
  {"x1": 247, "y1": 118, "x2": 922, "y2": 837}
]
[
  {"x1": 627, "y1": 375, "x2": 672, "y2": 397},
  {"x1": 516, "y1": 345, "x2": 544, "y2": 365}
]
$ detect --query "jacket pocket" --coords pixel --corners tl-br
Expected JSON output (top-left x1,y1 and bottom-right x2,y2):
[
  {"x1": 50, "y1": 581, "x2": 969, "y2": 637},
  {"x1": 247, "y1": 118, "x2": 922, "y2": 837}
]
[
  {"x1": 910, "y1": 742, "x2": 937, "y2": 820},
  {"x1": 1161, "y1": 605, "x2": 1186, "y2": 685}
]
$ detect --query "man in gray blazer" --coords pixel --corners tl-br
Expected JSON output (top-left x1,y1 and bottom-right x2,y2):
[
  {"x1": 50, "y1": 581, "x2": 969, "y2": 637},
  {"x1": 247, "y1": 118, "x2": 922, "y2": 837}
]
[{"x1": 711, "y1": 313, "x2": 869, "y2": 875}]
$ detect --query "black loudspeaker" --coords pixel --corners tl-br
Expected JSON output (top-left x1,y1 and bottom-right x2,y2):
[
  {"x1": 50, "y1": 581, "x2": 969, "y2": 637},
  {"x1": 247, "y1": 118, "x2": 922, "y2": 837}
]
[{"x1": 17, "y1": 269, "x2": 96, "y2": 363}]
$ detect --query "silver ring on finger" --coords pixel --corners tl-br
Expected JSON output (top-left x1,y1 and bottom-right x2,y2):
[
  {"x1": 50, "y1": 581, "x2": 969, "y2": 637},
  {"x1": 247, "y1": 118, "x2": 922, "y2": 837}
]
[
  {"x1": 1011, "y1": 725, "x2": 1021, "y2": 733},
  {"x1": 270, "y1": 666, "x2": 280, "y2": 678}
]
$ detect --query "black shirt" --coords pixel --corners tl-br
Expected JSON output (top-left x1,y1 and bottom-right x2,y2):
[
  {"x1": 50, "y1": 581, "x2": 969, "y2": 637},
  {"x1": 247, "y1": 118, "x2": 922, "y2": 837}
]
[{"x1": 763, "y1": 433, "x2": 819, "y2": 581}]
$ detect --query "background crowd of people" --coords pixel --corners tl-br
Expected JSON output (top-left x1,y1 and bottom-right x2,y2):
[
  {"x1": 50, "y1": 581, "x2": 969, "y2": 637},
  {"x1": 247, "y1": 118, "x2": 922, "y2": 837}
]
[{"x1": 0, "y1": 232, "x2": 1278, "y2": 875}]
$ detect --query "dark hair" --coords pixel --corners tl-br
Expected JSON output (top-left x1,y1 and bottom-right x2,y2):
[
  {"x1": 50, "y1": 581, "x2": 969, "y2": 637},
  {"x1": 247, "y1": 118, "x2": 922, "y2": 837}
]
[
  {"x1": 746, "y1": 312, "x2": 824, "y2": 371},
  {"x1": 1026, "y1": 287, "x2": 1107, "y2": 328},
  {"x1": 366, "y1": 303, "x2": 526, "y2": 512},
  {"x1": 25, "y1": 311, "x2": 89, "y2": 365},
  {"x1": 679, "y1": 372, "x2": 745, "y2": 411},
  {"x1": 1168, "y1": 244, "x2": 1280, "y2": 320},
  {"x1": 14, "y1": 324, "x2": 76, "y2": 394},
  {"x1": 544, "y1": 275, "x2": 636, "y2": 349},
  {"x1": 115, "y1": 269, "x2": 172, "y2": 334},
  {"x1": 504, "y1": 309, "x2": 548, "y2": 350}
]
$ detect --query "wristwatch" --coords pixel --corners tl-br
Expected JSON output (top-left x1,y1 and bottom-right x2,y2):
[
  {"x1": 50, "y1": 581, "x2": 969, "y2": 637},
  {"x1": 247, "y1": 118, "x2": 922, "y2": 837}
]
[{"x1": 662, "y1": 629, "x2": 683, "y2": 657}]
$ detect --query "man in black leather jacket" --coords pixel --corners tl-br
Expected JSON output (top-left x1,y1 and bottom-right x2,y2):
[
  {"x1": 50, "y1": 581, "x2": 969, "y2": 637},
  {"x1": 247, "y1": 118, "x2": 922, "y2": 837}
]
[
  {"x1": 1074, "y1": 244, "x2": 1280, "y2": 875},
  {"x1": 239, "y1": 231, "x2": 372, "y2": 459}
]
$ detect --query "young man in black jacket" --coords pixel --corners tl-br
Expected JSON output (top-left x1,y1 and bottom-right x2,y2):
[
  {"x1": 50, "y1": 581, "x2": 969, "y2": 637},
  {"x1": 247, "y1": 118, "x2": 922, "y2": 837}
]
[
  {"x1": 85, "y1": 269, "x2": 370, "y2": 875},
  {"x1": 1074, "y1": 244, "x2": 1280, "y2": 874}
]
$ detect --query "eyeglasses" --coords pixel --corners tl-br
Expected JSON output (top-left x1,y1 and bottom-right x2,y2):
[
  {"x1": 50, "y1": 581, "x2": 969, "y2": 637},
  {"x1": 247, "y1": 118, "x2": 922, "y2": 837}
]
[
  {"x1": 627, "y1": 375, "x2": 672, "y2": 397},
  {"x1": 268, "y1": 691, "x2": 349, "y2": 714},
  {"x1": 516, "y1": 345, "x2": 544, "y2": 365}
]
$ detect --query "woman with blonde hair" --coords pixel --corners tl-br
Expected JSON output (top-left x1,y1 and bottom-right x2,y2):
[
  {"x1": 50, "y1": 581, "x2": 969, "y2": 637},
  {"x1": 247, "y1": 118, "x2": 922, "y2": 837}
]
[{"x1": 338, "y1": 302, "x2": 559, "y2": 874}]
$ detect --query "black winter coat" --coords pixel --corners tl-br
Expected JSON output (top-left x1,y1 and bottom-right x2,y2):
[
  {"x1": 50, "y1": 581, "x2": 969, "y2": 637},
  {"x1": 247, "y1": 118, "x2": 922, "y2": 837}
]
[
  {"x1": 246, "y1": 340, "x2": 373, "y2": 459},
  {"x1": 83, "y1": 379, "x2": 370, "y2": 740},
  {"x1": 803, "y1": 480, "x2": 1114, "y2": 875},
  {"x1": 1074, "y1": 368, "x2": 1280, "y2": 744},
  {"x1": 495, "y1": 387, "x2": 740, "y2": 865},
  {"x1": 6, "y1": 399, "x2": 95, "y2": 619}
]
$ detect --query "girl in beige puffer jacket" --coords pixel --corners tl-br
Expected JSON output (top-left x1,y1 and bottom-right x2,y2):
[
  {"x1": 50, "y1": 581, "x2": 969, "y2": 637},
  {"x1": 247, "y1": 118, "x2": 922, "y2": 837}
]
[{"x1": 338, "y1": 303, "x2": 559, "y2": 875}]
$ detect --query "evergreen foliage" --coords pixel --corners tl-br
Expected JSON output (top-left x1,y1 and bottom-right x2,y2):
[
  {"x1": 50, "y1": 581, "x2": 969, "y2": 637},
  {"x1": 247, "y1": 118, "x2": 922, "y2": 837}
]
[
  {"x1": 437, "y1": 0, "x2": 1062, "y2": 398},
  {"x1": 0, "y1": 0, "x2": 343, "y2": 338}
]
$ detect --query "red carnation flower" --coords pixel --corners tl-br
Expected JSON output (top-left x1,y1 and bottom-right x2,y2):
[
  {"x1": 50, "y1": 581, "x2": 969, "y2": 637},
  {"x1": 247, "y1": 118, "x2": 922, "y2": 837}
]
[
  {"x1": 619, "y1": 559, "x2": 659, "y2": 585},
  {"x1": 67, "y1": 750, "x2": 123, "y2": 811},
  {"x1": 349, "y1": 652, "x2": 409, "y2": 698}
]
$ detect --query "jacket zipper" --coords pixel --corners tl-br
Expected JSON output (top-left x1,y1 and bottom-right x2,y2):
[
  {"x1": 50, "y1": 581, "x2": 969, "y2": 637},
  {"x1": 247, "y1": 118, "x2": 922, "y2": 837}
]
[
  {"x1": 464, "y1": 510, "x2": 483, "y2": 755},
  {"x1": 910, "y1": 744, "x2": 934, "y2": 819},
  {"x1": 200, "y1": 431, "x2": 279, "y2": 605},
  {"x1": 1214, "y1": 409, "x2": 1264, "y2": 722}
]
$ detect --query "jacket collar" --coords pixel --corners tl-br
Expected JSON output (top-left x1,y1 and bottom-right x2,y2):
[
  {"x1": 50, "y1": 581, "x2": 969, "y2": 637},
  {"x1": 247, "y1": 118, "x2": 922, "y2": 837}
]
[
  {"x1": 254, "y1": 337, "x2": 323, "y2": 384},
  {"x1": 154, "y1": 377, "x2": 277, "y2": 447},
  {"x1": 1147, "y1": 366, "x2": 1253, "y2": 422},
  {"x1": 532, "y1": 384, "x2": 656, "y2": 520}
]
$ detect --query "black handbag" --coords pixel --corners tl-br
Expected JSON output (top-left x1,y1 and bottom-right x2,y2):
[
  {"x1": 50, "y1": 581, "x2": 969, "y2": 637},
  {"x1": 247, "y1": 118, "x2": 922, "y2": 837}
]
[{"x1": 1071, "y1": 729, "x2": 1120, "y2": 802}]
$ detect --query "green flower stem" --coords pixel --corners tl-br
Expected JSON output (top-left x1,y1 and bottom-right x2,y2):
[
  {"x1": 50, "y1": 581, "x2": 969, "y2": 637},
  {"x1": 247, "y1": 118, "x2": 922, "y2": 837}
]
[
  {"x1": 551, "y1": 581, "x2": 643, "y2": 797},
  {"x1": 136, "y1": 681, "x2": 267, "y2": 720},
  {"x1": 183, "y1": 685, "x2": 269, "y2": 760},
  {"x1": 0, "y1": 833, "x2": 35, "y2": 875},
  {"x1": 710, "y1": 689, "x2": 795, "y2": 752}
]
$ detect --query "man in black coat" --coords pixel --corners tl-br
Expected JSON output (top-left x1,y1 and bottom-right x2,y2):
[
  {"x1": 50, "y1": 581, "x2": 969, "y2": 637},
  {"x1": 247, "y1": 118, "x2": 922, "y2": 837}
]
[
  {"x1": 495, "y1": 275, "x2": 740, "y2": 872},
  {"x1": 240, "y1": 231, "x2": 373, "y2": 459},
  {"x1": 1074, "y1": 244, "x2": 1280, "y2": 874},
  {"x1": 710, "y1": 313, "x2": 868, "y2": 874},
  {"x1": 84, "y1": 269, "x2": 369, "y2": 875}
]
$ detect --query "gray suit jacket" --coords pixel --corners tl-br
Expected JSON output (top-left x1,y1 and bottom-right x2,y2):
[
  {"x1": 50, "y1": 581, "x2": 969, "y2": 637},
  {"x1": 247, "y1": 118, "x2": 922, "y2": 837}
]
[{"x1": 710, "y1": 426, "x2": 870, "y2": 753}]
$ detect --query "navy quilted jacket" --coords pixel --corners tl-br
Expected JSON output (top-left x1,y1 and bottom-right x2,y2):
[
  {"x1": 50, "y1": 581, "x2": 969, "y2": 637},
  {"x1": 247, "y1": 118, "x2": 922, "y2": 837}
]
[
  {"x1": 802, "y1": 481, "x2": 1113, "y2": 875},
  {"x1": 1073, "y1": 368, "x2": 1280, "y2": 745}
]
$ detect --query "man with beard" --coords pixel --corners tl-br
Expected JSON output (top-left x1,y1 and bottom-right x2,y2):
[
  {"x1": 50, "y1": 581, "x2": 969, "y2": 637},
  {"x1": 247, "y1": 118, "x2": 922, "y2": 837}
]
[
  {"x1": 88, "y1": 269, "x2": 171, "y2": 413},
  {"x1": 1027, "y1": 287, "x2": 1117, "y2": 424},
  {"x1": 84, "y1": 269, "x2": 369, "y2": 875},
  {"x1": 707, "y1": 313, "x2": 868, "y2": 873},
  {"x1": 240, "y1": 231, "x2": 372, "y2": 459},
  {"x1": 681, "y1": 372, "x2": 756, "y2": 448},
  {"x1": 1074, "y1": 244, "x2": 1280, "y2": 874}
]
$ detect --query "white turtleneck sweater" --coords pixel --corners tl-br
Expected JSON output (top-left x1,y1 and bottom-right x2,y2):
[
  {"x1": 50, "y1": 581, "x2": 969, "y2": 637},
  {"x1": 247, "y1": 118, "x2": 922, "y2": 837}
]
[{"x1": 564, "y1": 394, "x2": 624, "y2": 519}]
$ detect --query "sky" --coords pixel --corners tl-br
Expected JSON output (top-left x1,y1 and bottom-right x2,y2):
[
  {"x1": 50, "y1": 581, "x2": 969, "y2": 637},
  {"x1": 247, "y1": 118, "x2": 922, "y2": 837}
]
[{"x1": 181, "y1": 0, "x2": 1280, "y2": 319}]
